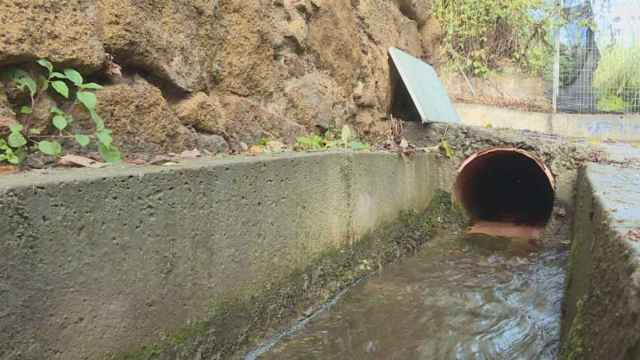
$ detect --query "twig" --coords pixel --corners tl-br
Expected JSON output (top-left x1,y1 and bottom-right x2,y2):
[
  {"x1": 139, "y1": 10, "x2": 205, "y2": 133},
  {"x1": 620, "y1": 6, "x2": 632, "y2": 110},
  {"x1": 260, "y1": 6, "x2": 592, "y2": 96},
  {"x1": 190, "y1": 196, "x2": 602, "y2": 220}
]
[{"x1": 456, "y1": 63, "x2": 476, "y2": 97}]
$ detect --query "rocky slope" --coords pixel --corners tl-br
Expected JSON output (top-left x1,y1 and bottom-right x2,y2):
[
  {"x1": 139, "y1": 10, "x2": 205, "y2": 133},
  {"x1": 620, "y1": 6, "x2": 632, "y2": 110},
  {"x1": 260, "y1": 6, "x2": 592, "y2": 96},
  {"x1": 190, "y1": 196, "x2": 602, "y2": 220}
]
[{"x1": 0, "y1": 0, "x2": 437, "y2": 154}]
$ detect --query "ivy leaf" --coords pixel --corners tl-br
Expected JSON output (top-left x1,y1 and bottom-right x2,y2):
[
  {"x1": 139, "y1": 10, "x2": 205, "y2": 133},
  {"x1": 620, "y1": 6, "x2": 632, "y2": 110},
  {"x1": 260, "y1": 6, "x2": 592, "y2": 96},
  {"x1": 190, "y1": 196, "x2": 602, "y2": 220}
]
[
  {"x1": 36, "y1": 59, "x2": 53, "y2": 74},
  {"x1": 8, "y1": 131, "x2": 27, "y2": 148},
  {"x1": 52, "y1": 115, "x2": 68, "y2": 130},
  {"x1": 96, "y1": 129, "x2": 113, "y2": 146},
  {"x1": 50, "y1": 72, "x2": 67, "y2": 79},
  {"x1": 51, "y1": 81, "x2": 69, "y2": 98},
  {"x1": 64, "y1": 69, "x2": 83, "y2": 86},
  {"x1": 98, "y1": 143, "x2": 122, "y2": 163},
  {"x1": 38, "y1": 140, "x2": 63, "y2": 156},
  {"x1": 20, "y1": 106, "x2": 32, "y2": 114},
  {"x1": 80, "y1": 82, "x2": 103, "y2": 90},
  {"x1": 77, "y1": 91, "x2": 97, "y2": 110},
  {"x1": 74, "y1": 134, "x2": 91, "y2": 147}
]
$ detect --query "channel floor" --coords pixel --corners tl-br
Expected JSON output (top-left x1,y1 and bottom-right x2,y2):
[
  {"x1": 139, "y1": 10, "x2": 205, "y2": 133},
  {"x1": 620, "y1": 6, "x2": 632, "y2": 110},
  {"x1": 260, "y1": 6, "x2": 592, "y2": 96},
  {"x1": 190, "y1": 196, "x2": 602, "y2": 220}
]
[{"x1": 251, "y1": 232, "x2": 568, "y2": 360}]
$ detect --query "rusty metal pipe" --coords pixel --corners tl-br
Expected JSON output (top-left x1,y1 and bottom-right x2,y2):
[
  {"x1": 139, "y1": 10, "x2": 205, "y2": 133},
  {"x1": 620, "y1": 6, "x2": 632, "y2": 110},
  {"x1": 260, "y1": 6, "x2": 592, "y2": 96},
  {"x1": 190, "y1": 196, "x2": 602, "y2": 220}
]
[{"x1": 454, "y1": 148, "x2": 555, "y2": 226}]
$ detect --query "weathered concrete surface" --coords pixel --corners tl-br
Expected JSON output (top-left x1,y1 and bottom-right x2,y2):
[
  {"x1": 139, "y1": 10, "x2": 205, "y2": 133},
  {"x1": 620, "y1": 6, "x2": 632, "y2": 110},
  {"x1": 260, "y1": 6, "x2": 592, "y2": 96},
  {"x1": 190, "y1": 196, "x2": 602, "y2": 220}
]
[
  {"x1": 456, "y1": 102, "x2": 640, "y2": 141},
  {"x1": 561, "y1": 163, "x2": 640, "y2": 359},
  {"x1": 0, "y1": 151, "x2": 452, "y2": 360}
]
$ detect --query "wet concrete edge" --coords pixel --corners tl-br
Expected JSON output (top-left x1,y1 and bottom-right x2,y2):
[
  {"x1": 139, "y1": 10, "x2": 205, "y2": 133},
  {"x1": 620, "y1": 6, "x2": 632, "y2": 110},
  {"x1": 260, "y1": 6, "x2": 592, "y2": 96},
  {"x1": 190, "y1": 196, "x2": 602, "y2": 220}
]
[{"x1": 561, "y1": 163, "x2": 640, "y2": 360}]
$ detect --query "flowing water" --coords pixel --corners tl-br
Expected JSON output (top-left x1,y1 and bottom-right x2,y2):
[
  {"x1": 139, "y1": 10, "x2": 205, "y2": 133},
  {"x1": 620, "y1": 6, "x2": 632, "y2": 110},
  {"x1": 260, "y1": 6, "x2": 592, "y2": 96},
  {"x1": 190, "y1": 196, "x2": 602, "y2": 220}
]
[{"x1": 252, "y1": 232, "x2": 568, "y2": 360}]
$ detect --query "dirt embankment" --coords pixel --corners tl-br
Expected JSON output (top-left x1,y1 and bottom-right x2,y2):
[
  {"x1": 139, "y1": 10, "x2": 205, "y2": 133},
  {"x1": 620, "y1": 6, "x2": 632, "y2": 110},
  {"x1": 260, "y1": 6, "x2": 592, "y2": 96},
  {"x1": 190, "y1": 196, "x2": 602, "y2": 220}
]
[{"x1": 0, "y1": 0, "x2": 446, "y2": 156}]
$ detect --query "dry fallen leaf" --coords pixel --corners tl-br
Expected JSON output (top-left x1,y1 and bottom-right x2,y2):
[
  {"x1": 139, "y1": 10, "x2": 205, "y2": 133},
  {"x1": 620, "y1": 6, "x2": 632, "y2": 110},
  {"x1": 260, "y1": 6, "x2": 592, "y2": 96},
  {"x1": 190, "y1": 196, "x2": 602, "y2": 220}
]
[
  {"x1": 179, "y1": 149, "x2": 202, "y2": 159},
  {"x1": 149, "y1": 155, "x2": 174, "y2": 165},
  {"x1": 0, "y1": 116, "x2": 15, "y2": 130},
  {"x1": 0, "y1": 164, "x2": 18, "y2": 175},
  {"x1": 248, "y1": 145, "x2": 264, "y2": 156},
  {"x1": 126, "y1": 158, "x2": 147, "y2": 165},
  {"x1": 58, "y1": 155, "x2": 107, "y2": 168},
  {"x1": 266, "y1": 140, "x2": 285, "y2": 153}
]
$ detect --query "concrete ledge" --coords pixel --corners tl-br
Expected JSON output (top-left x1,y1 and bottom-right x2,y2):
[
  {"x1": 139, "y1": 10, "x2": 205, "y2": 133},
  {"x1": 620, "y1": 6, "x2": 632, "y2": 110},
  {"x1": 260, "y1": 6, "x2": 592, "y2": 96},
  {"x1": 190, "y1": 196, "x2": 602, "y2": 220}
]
[
  {"x1": 562, "y1": 163, "x2": 640, "y2": 359},
  {"x1": 456, "y1": 102, "x2": 640, "y2": 141},
  {"x1": 0, "y1": 151, "x2": 453, "y2": 359}
]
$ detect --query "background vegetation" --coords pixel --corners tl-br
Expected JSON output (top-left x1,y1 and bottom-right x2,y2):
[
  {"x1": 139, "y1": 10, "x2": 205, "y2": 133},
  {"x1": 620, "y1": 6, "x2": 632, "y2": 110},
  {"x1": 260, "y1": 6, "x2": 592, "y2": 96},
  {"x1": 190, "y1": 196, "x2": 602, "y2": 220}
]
[
  {"x1": 593, "y1": 46, "x2": 640, "y2": 112},
  {"x1": 433, "y1": 0, "x2": 554, "y2": 77}
]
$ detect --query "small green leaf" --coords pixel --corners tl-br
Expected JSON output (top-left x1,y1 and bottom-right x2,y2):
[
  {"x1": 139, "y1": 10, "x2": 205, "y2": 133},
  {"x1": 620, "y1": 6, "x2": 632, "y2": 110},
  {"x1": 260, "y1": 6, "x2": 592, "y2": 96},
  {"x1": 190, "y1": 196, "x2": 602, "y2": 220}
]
[
  {"x1": 40, "y1": 78, "x2": 49, "y2": 92},
  {"x1": 6, "y1": 153, "x2": 20, "y2": 165},
  {"x1": 440, "y1": 140, "x2": 455, "y2": 159},
  {"x1": 74, "y1": 134, "x2": 91, "y2": 147},
  {"x1": 9, "y1": 123, "x2": 23, "y2": 133},
  {"x1": 38, "y1": 140, "x2": 63, "y2": 156},
  {"x1": 99, "y1": 143, "x2": 122, "y2": 163},
  {"x1": 20, "y1": 106, "x2": 32, "y2": 114},
  {"x1": 51, "y1": 80, "x2": 69, "y2": 98},
  {"x1": 17, "y1": 77, "x2": 37, "y2": 96},
  {"x1": 80, "y1": 82, "x2": 103, "y2": 90},
  {"x1": 50, "y1": 72, "x2": 67, "y2": 79},
  {"x1": 50, "y1": 106, "x2": 64, "y2": 115},
  {"x1": 96, "y1": 129, "x2": 113, "y2": 146},
  {"x1": 341, "y1": 125, "x2": 353, "y2": 145},
  {"x1": 351, "y1": 141, "x2": 369, "y2": 151},
  {"x1": 8, "y1": 131, "x2": 27, "y2": 148},
  {"x1": 52, "y1": 115, "x2": 68, "y2": 130},
  {"x1": 36, "y1": 59, "x2": 53, "y2": 74},
  {"x1": 29, "y1": 128, "x2": 43, "y2": 135},
  {"x1": 90, "y1": 110, "x2": 104, "y2": 130},
  {"x1": 64, "y1": 69, "x2": 83, "y2": 86},
  {"x1": 77, "y1": 91, "x2": 97, "y2": 110}
]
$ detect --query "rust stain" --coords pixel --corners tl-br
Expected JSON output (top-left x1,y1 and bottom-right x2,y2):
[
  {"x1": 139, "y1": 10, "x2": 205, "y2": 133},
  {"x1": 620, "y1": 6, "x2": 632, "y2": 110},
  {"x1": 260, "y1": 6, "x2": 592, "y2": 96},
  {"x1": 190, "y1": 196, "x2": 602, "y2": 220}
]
[{"x1": 467, "y1": 221, "x2": 545, "y2": 239}]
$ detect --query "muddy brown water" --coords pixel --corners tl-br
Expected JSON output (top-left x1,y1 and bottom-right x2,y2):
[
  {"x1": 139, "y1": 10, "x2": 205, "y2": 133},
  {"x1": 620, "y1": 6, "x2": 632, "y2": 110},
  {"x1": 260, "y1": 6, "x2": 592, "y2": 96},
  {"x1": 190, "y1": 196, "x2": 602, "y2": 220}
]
[{"x1": 248, "y1": 232, "x2": 568, "y2": 360}]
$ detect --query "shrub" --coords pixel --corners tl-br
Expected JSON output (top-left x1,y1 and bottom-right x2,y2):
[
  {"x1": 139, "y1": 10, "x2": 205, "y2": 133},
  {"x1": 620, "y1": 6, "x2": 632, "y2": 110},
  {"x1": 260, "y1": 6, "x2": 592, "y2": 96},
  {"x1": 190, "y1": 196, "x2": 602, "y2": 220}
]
[
  {"x1": 593, "y1": 46, "x2": 640, "y2": 112},
  {"x1": 433, "y1": 0, "x2": 553, "y2": 76}
]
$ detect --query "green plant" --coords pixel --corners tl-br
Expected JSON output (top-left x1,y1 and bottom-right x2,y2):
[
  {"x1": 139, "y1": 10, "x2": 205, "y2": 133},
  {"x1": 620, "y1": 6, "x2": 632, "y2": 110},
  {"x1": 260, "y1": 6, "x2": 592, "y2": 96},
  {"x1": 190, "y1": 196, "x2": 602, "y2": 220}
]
[
  {"x1": 434, "y1": 0, "x2": 554, "y2": 76},
  {"x1": 593, "y1": 46, "x2": 640, "y2": 112},
  {"x1": 295, "y1": 125, "x2": 369, "y2": 152},
  {"x1": 1, "y1": 59, "x2": 121, "y2": 164}
]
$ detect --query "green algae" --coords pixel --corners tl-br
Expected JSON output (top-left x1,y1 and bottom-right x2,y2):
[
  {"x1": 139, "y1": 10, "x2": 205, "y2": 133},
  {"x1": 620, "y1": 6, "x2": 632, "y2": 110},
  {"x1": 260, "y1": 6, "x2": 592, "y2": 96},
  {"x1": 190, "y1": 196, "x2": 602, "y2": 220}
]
[{"x1": 561, "y1": 297, "x2": 587, "y2": 360}]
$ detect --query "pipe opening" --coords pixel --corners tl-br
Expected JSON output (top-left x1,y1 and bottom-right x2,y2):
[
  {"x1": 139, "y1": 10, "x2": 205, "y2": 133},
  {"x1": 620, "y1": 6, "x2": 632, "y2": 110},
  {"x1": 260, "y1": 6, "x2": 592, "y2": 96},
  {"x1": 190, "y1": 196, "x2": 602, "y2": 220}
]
[{"x1": 455, "y1": 148, "x2": 555, "y2": 229}]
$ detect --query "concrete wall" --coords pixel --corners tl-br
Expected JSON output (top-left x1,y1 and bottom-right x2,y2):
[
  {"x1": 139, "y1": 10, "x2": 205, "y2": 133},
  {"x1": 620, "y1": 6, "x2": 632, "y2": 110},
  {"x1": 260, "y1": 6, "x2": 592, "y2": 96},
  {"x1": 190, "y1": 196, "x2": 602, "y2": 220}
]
[
  {"x1": 456, "y1": 102, "x2": 640, "y2": 141},
  {"x1": 0, "y1": 151, "x2": 451, "y2": 360},
  {"x1": 561, "y1": 163, "x2": 640, "y2": 359}
]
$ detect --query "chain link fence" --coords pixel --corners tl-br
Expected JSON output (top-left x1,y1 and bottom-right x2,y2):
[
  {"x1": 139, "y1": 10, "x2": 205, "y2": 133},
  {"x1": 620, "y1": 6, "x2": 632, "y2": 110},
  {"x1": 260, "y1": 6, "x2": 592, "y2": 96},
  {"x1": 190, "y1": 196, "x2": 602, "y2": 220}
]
[{"x1": 553, "y1": 0, "x2": 640, "y2": 113}]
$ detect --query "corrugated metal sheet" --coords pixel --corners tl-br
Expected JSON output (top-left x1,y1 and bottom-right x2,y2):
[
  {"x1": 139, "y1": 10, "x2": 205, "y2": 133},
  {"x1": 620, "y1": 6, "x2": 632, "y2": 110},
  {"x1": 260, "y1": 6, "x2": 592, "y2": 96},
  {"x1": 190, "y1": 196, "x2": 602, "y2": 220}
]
[{"x1": 388, "y1": 47, "x2": 461, "y2": 124}]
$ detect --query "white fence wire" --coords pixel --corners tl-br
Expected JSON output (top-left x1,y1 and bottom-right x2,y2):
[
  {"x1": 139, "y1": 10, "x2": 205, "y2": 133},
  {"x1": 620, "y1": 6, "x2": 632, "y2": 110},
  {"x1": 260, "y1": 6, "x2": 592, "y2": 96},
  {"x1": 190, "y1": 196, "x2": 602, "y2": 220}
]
[{"x1": 553, "y1": 0, "x2": 640, "y2": 113}]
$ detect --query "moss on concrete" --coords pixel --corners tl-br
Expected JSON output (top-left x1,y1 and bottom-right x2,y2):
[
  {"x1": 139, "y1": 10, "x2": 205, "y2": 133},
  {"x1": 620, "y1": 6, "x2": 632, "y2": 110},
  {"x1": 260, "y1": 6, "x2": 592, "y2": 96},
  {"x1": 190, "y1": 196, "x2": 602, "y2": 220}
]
[
  {"x1": 561, "y1": 297, "x2": 586, "y2": 360},
  {"x1": 110, "y1": 190, "x2": 465, "y2": 360}
]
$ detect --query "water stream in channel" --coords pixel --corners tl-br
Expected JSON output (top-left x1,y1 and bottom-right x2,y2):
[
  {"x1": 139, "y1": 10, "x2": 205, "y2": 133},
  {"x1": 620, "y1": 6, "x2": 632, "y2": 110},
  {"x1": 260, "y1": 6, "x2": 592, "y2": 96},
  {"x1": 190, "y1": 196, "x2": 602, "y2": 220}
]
[{"x1": 251, "y1": 232, "x2": 568, "y2": 360}]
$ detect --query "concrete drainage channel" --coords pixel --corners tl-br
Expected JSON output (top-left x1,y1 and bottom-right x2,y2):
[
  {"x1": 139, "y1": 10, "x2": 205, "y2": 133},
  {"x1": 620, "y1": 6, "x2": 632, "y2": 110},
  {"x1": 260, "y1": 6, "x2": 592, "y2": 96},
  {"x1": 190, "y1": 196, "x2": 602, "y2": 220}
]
[{"x1": 1, "y1": 133, "x2": 640, "y2": 359}]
